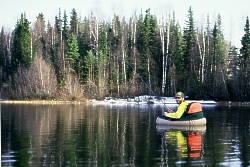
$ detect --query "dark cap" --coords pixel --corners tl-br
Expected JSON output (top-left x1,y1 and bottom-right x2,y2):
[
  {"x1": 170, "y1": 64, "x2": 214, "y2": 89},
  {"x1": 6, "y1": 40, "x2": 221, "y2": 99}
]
[{"x1": 175, "y1": 92, "x2": 184, "y2": 98}]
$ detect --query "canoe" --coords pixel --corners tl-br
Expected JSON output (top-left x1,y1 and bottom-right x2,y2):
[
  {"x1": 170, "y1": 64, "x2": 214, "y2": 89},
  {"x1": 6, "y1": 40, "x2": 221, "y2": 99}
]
[
  {"x1": 156, "y1": 124, "x2": 206, "y2": 132},
  {"x1": 156, "y1": 116, "x2": 207, "y2": 126}
]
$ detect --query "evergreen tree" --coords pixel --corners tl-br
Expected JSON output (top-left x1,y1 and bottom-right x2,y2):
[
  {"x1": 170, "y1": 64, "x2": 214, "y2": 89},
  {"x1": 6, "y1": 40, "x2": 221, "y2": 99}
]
[
  {"x1": 32, "y1": 13, "x2": 46, "y2": 60},
  {"x1": 62, "y1": 10, "x2": 69, "y2": 41},
  {"x1": 136, "y1": 11, "x2": 146, "y2": 84},
  {"x1": 84, "y1": 50, "x2": 96, "y2": 95},
  {"x1": 227, "y1": 46, "x2": 240, "y2": 100},
  {"x1": 126, "y1": 15, "x2": 139, "y2": 95},
  {"x1": 12, "y1": 13, "x2": 32, "y2": 73},
  {"x1": 239, "y1": 16, "x2": 250, "y2": 100},
  {"x1": 98, "y1": 25, "x2": 109, "y2": 95},
  {"x1": 211, "y1": 15, "x2": 228, "y2": 99},
  {"x1": 45, "y1": 21, "x2": 54, "y2": 63},
  {"x1": 148, "y1": 13, "x2": 161, "y2": 93},
  {"x1": 0, "y1": 27, "x2": 11, "y2": 82},
  {"x1": 53, "y1": 9, "x2": 66, "y2": 87},
  {"x1": 108, "y1": 15, "x2": 122, "y2": 96},
  {"x1": 66, "y1": 34, "x2": 80, "y2": 73},
  {"x1": 0, "y1": 7, "x2": 245, "y2": 100},
  {"x1": 70, "y1": 8, "x2": 78, "y2": 36},
  {"x1": 170, "y1": 21, "x2": 184, "y2": 94},
  {"x1": 212, "y1": 23, "x2": 218, "y2": 86},
  {"x1": 136, "y1": 9, "x2": 159, "y2": 94},
  {"x1": 182, "y1": 6, "x2": 200, "y2": 98},
  {"x1": 77, "y1": 18, "x2": 91, "y2": 82},
  {"x1": 240, "y1": 16, "x2": 250, "y2": 73},
  {"x1": 136, "y1": 12, "x2": 145, "y2": 58},
  {"x1": 203, "y1": 15, "x2": 213, "y2": 95},
  {"x1": 141, "y1": 8, "x2": 151, "y2": 87}
]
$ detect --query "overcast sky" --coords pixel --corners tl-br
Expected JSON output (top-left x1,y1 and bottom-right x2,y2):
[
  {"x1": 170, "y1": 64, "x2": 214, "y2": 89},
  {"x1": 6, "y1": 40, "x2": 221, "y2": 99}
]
[{"x1": 1, "y1": 0, "x2": 250, "y2": 47}]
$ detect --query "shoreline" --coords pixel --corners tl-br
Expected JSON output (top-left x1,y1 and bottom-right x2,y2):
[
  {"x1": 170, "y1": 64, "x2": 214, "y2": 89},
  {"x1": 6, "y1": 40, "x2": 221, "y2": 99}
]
[
  {"x1": 1, "y1": 100, "x2": 250, "y2": 106},
  {"x1": 0, "y1": 100, "x2": 88, "y2": 104}
]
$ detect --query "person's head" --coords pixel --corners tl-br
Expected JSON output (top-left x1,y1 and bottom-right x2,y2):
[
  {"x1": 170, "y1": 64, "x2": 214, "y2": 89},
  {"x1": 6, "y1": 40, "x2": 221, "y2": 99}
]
[{"x1": 175, "y1": 92, "x2": 185, "y2": 104}]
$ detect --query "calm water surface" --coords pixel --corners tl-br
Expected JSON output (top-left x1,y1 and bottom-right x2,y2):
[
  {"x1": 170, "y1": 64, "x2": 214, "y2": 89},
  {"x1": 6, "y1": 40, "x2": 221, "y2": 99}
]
[{"x1": 1, "y1": 103, "x2": 250, "y2": 166}]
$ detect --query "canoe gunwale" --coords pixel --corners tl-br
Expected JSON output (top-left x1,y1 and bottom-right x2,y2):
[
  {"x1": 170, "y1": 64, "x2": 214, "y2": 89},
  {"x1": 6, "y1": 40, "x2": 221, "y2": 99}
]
[{"x1": 156, "y1": 117, "x2": 207, "y2": 126}]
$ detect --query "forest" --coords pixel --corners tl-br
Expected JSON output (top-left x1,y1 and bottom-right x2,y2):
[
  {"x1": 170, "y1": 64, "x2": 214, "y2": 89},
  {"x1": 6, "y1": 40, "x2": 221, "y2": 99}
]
[{"x1": 0, "y1": 7, "x2": 250, "y2": 101}]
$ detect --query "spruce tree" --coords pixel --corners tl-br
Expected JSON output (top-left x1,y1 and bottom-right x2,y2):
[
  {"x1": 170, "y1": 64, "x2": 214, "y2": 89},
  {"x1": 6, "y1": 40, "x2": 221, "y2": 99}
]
[
  {"x1": 182, "y1": 6, "x2": 200, "y2": 97},
  {"x1": 12, "y1": 13, "x2": 32, "y2": 73},
  {"x1": 211, "y1": 15, "x2": 228, "y2": 99},
  {"x1": 240, "y1": 16, "x2": 250, "y2": 73},
  {"x1": 32, "y1": 13, "x2": 46, "y2": 60},
  {"x1": 171, "y1": 22, "x2": 184, "y2": 93},
  {"x1": 66, "y1": 34, "x2": 80, "y2": 73},
  {"x1": 239, "y1": 16, "x2": 250, "y2": 100},
  {"x1": 70, "y1": 8, "x2": 78, "y2": 36},
  {"x1": 0, "y1": 27, "x2": 10, "y2": 82}
]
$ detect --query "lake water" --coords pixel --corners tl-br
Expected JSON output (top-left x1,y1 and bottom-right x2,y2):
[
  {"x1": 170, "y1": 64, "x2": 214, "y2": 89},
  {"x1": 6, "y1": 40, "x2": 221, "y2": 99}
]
[{"x1": 1, "y1": 103, "x2": 250, "y2": 166}]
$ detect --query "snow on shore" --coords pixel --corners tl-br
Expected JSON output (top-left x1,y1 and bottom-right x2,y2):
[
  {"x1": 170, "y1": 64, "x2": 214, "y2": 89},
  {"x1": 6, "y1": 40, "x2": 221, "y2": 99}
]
[{"x1": 89, "y1": 95, "x2": 217, "y2": 105}]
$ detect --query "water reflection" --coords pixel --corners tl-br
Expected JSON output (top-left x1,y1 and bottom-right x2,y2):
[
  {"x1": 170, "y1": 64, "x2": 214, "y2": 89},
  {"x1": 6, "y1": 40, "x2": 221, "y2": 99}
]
[
  {"x1": 1, "y1": 104, "x2": 160, "y2": 167},
  {"x1": 1, "y1": 103, "x2": 250, "y2": 166},
  {"x1": 156, "y1": 125, "x2": 206, "y2": 166}
]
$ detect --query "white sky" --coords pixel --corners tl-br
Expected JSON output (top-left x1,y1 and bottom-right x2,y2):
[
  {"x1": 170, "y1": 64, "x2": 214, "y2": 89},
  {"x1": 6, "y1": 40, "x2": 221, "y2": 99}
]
[{"x1": 1, "y1": 0, "x2": 250, "y2": 47}]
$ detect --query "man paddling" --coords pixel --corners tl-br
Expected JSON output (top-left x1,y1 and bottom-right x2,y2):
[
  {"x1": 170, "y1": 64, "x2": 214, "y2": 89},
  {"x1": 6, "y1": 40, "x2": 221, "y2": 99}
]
[{"x1": 164, "y1": 92, "x2": 204, "y2": 120}]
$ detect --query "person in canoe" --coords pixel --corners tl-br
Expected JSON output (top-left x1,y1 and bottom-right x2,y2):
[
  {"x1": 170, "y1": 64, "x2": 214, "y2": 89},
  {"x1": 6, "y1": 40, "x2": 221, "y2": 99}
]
[{"x1": 163, "y1": 92, "x2": 205, "y2": 121}]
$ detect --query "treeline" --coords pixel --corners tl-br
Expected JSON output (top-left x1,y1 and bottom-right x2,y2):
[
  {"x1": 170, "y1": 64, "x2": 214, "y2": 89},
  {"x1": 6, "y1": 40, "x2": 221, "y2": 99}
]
[{"x1": 0, "y1": 7, "x2": 250, "y2": 101}]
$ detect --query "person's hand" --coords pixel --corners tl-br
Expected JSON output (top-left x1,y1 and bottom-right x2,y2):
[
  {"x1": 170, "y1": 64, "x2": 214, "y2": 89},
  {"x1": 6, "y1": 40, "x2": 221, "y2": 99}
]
[{"x1": 167, "y1": 109, "x2": 173, "y2": 113}]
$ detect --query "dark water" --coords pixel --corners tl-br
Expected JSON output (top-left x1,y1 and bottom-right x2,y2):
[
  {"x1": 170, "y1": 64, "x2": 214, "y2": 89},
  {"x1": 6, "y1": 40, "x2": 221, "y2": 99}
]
[{"x1": 1, "y1": 103, "x2": 250, "y2": 167}]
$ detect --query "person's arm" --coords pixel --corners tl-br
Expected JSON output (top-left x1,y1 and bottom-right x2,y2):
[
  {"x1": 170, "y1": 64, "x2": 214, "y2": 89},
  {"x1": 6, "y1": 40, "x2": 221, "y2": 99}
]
[{"x1": 165, "y1": 102, "x2": 188, "y2": 119}]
